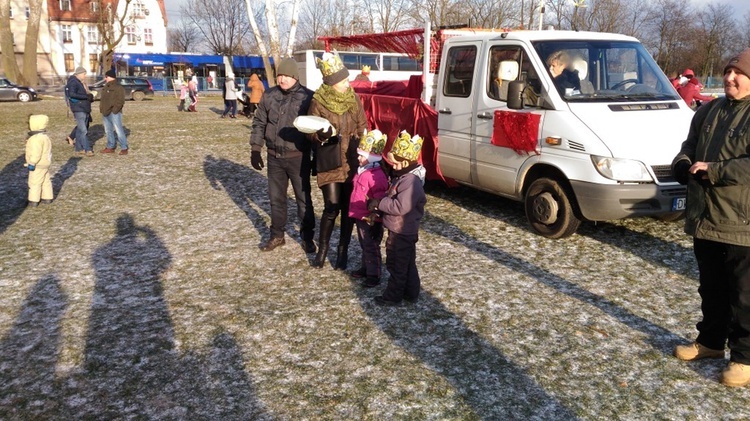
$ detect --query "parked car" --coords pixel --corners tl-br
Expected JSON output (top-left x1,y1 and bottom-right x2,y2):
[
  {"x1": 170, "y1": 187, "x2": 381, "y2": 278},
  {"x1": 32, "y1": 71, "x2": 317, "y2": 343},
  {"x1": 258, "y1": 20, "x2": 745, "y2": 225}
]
[
  {"x1": 0, "y1": 78, "x2": 38, "y2": 102},
  {"x1": 89, "y1": 77, "x2": 154, "y2": 101}
]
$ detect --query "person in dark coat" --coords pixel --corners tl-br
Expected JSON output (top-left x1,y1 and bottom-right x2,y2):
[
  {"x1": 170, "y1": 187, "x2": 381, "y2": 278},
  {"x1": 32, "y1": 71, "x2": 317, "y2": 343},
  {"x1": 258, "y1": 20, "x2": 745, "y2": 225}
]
[
  {"x1": 65, "y1": 66, "x2": 95, "y2": 156},
  {"x1": 99, "y1": 69, "x2": 128, "y2": 155},
  {"x1": 249, "y1": 58, "x2": 316, "y2": 254}
]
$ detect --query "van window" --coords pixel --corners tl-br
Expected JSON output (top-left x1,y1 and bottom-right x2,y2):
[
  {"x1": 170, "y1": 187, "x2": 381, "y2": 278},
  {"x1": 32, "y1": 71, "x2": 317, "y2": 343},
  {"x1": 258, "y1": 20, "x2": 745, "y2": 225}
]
[
  {"x1": 443, "y1": 45, "x2": 476, "y2": 98},
  {"x1": 486, "y1": 46, "x2": 540, "y2": 106}
]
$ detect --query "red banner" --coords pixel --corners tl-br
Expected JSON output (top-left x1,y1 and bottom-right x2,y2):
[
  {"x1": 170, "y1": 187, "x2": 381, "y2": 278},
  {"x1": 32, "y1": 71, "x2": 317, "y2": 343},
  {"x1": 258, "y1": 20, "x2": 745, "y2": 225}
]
[{"x1": 491, "y1": 110, "x2": 541, "y2": 155}]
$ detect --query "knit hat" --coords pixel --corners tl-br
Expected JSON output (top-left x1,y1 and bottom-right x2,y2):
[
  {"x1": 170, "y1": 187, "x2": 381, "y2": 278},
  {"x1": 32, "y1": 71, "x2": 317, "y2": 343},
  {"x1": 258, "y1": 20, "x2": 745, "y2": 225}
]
[
  {"x1": 317, "y1": 51, "x2": 349, "y2": 86},
  {"x1": 105, "y1": 69, "x2": 116, "y2": 78},
  {"x1": 724, "y1": 49, "x2": 750, "y2": 77},
  {"x1": 74, "y1": 66, "x2": 86, "y2": 75},
  {"x1": 29, "y1": 114, "x2": 49, "y2": 132},
  {"x1": 389, "y1": 130, "x2": 423, "y2": 163},
  {"x1": 357, "y1": 129, "x2": 387, "y2": 161},
  {"x1": 276, "y1": 58, "x2": 300, "y2": 80}
]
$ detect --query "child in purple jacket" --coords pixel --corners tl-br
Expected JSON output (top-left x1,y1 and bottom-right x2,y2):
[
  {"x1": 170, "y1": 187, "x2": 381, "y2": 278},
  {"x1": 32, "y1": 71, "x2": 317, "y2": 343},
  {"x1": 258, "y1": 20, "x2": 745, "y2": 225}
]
[
  {"x1": 349, "y1": 130, "x2": 389, "y2": 287},
  {"x1": 368, "y1": 131, "x2": 426, "y2": 306}
]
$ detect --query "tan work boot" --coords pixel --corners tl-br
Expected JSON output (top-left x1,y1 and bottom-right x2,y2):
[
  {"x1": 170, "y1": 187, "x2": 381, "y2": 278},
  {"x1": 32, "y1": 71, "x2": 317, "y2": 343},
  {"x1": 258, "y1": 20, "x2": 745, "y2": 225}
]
[
  {"x1": 674, "y1": 342, "x2": 725, "y2": 361},
  {"x1": 721, "y1": 362, "x2": 750, "y2": 387}
]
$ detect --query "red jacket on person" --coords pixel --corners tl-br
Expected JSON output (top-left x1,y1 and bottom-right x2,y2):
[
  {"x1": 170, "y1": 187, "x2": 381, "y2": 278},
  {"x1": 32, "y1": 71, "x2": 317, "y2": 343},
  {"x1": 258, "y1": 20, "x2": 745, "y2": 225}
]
[{"x1": 678, "y1": 77, "x2": 714, "y2": 107}]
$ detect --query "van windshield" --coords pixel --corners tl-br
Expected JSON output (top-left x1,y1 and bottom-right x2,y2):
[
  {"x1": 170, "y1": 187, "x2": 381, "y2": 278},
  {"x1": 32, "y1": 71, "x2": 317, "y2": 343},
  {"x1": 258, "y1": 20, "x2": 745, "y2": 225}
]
[{"x1": 533, "y1": 40, "x2": 680, "y2": 102}]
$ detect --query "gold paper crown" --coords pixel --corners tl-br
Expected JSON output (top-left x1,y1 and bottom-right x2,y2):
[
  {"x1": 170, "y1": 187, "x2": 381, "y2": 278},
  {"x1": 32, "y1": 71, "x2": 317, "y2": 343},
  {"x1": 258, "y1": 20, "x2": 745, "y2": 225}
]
[
  {"x1": 358, "y1": 129, "x2": 387, "y2": 155},
  {"x1": 361, "y1": 65, "x2": 371, "y2": 74},
  {"x1": 390, "y1": 130, "x2": 423, "y2": 162},
  {"x1": 316, "y1": 51, "x2": 346, "y2": 78}
]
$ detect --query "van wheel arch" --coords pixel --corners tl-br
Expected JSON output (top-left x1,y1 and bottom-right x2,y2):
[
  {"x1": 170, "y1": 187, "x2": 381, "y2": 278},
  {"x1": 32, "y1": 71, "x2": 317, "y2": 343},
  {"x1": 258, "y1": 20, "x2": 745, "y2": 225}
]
[{"x1": 522, "y1": 168, "x2": 582, "y2": 239}]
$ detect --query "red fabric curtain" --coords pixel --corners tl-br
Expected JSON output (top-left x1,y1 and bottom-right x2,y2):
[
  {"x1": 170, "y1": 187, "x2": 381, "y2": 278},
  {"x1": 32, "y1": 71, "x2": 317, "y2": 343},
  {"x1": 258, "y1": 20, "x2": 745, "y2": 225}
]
[{"x1": 491, "y1": 110, "x2": 541, "y2": 155}]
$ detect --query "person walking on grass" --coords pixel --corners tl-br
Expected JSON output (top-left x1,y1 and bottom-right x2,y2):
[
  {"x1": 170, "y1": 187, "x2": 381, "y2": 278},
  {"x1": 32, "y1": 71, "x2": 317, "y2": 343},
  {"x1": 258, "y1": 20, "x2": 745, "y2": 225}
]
[
  {"x1": 249, "y1": 58, "x2": 316, "y2": 253},
  {"x1": 99, "y1": 70, "x2": 129, "y2": 155},
  {"x1": 222, "y1": 74, "x2": 239, "y2": 119},
  {"x1": 65, "y1": 66, "x2": 95, "y2": 156},
  {"x1": 672, "y1": 49, "x2": 750, "y2": 387}
]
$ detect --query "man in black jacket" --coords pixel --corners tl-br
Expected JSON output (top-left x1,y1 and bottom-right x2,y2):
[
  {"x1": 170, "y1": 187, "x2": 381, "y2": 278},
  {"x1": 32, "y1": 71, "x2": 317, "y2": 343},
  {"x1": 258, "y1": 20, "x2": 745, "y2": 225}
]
[
  {"x1": 99, "y1": 69, "x2": 129, "y2": 155},
  {"x1": 65, "y1": 66, "x2": 95, "y2": 156},
  {"x1": 250, "y1": 58, "x2": 316, "y2": 253}
]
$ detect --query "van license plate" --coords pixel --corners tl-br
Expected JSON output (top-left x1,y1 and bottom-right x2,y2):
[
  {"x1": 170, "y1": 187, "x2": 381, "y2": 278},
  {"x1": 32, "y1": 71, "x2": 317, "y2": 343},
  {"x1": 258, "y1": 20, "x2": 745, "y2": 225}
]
[{"x1": 672, "y1": 197, "x2": 686, "y2": 211}]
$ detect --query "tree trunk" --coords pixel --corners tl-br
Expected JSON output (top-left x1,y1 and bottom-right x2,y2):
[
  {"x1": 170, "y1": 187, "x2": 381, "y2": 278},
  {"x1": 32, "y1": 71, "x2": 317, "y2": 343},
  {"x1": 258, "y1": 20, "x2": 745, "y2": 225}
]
[
  {"x1": 0, "y1": 0, "x2": 21, "y2": 82},
  {"x1": 22, "y1": 0, "x2": 44, "y2": 86}
]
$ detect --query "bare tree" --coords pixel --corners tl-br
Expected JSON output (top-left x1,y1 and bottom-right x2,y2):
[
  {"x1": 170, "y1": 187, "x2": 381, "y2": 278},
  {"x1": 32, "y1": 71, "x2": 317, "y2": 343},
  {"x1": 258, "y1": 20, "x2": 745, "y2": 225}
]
[
  {"x1": 694, "y1": 3, "x2": 736, "y2": 79},
  {"x1": 367, "y1": 0, "x2": 411, "y2": 32},
  {"x1": 409, "y1": 0, "x2": 464, "y2": 29},
  {"x1": 183, "y1": 0, "x2": 251, "y2": 55},
  {"x1": 0, "y1": 0, "x2": 44, "y2": 85},
  {"x1": 465, "y1": 0, "x2": 520, "y2": 29},
  {"x1": 93, "y1": 0, "x2": 136, "y2": 75},
  {"x1": 168, "y1": 19, "x2": 202, "y2": 52}
]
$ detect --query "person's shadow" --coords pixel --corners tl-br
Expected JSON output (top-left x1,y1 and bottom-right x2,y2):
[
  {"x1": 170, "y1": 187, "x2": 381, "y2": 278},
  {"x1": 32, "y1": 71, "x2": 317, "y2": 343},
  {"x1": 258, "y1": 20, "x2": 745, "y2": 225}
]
[
  {"x1": 52, "y1": 156, "x2": 82, "y2": 198},
  {"x1": 0, "y1": 154, "x2": 28, "y2": 235}
]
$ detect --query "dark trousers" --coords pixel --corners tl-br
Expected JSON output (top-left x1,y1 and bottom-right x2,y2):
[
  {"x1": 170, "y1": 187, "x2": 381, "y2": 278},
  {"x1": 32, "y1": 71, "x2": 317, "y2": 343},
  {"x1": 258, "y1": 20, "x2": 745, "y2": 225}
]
[
  {"x1": 383, "y1": 231, "x2": 420, "y2": 302},
  {"x1": 266, "y1": 153, "x2": 315, "y2": 241},
  {"x1": 223, "y1": 99, "x2": 237, "y2": 116},
  {"x1": 356, "y1": 219, "x2": 383, "y2": 278},
  {"x1": 319, "y1": 182, "x2": 354, "y2": 248},
  {"x1": 694, "y1": 238, "x2": 750, "y2": 364}
]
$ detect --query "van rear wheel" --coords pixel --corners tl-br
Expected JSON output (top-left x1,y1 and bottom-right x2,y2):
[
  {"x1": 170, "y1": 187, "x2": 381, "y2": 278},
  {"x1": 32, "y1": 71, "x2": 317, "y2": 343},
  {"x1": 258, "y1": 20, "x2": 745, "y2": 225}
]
[{"x1": 524, "y1": 177, "x2": 581, "y2": 239}]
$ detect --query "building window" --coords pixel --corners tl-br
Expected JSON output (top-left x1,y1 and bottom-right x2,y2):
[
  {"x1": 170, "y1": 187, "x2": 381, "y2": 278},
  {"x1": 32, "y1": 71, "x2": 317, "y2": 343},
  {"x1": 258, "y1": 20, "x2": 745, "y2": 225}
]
[
  {"x1": 90, "y1": 1, "x2": 99, "y2": 13},
  {"x1": 143, "y1": 28, "x2": 152, "y2": 45},
  {"x1": 8, "y1": 6, "x2": 12, "y2": 19},
  {"x1": 62, "y1": 24, "x2": 72, "y2": 43},
  {"x1": 132, "y1": 2, "x2": 145, "y2": 18},
  {"x1": 87, "y1": 26, "x2": 99, "y2": 44},
  {"x1": 126, "y1": 25, "x2": 136, "y2": 44},
  {"x1": 64, "y1": 53, "x2": 75, "y2": 73},
  {"x1": 25, "y1": 7, "x2": 29, "y2": 19},
  {"x1": 89, "y1": 54, "x2": 99, "y2": 74},
  {"x1": 60, "y1": 0, "x2": 71, "y2": 11}
]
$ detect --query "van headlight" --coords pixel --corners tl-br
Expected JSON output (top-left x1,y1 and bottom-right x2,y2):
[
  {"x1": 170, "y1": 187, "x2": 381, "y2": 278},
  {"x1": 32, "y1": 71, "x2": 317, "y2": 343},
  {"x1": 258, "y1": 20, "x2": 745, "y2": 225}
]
[{"x1": 591, "y1": 155, "x2": 653, "y2": 182}]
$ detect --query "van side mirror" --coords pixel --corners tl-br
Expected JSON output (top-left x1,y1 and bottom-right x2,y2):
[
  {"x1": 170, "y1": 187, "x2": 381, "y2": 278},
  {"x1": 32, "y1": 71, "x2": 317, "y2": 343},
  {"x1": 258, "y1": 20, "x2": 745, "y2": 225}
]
[{"x1": 508, "y1": 80, "x2": 525, "y2": 109}]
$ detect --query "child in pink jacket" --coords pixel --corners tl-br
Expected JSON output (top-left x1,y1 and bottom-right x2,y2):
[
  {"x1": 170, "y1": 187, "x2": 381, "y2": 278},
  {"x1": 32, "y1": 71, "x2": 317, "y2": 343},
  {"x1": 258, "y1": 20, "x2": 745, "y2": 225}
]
[{"x1": 348, "y1": 130, "x2": 388, "y2": 287}]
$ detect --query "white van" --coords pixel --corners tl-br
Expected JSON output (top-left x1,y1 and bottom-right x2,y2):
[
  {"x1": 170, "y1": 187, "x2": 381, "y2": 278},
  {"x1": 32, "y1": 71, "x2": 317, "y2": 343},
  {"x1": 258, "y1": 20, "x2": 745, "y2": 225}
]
[{"x1": 434, "y1": 30, "x2": 694, "y2": 238}]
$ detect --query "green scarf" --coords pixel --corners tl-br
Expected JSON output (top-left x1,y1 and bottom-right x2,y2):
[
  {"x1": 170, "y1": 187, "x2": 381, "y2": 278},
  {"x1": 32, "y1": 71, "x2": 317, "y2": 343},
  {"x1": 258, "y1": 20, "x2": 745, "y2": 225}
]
[{"x1": 313, "y1": 84, "x2": 358, "y2": 115}]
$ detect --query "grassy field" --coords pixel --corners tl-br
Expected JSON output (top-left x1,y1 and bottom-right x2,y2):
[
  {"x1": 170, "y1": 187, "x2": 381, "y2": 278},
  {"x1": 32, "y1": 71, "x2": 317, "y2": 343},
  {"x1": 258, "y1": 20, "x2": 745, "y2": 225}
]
[{"x1": 0, "y1": 94, "x2": 748, "y2": 420}]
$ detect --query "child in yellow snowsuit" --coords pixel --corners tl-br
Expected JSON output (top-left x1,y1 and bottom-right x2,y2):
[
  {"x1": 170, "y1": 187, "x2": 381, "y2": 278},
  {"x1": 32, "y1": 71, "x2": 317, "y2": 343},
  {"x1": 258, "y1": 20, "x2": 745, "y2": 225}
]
[{"x1": 25, "y1": 114, "x2": 53, "y2": 207}]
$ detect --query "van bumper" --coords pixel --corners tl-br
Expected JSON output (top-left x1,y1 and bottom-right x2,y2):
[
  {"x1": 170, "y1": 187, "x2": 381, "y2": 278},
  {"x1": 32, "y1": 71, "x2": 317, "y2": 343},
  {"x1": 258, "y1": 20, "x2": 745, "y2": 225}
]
[{"x1": 569, "y1": 180, "x2": 687, "y2": 221}]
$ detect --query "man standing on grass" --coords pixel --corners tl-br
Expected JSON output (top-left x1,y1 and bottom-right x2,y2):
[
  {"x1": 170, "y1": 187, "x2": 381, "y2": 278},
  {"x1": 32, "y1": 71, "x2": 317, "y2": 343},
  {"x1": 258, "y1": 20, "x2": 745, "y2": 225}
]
[
  {"x1": 65, "y1": 66, "x2": 95, "y2": 156},
  {"x1": 672, "y1": 48, "x2": 750, "y2": 387},
  {"x1": 249, "y1": 58, "x2": 316, "y2": 253},
  {"x1": 99, "y1": 70, "x2": 129, "y2": 155}
]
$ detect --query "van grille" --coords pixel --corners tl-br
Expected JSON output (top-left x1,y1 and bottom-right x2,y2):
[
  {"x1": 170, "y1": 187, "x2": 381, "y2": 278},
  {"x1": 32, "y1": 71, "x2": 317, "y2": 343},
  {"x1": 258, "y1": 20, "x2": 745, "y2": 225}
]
[
  {"x1": 568, "y1": 140, "x2": 585, "y2": 152},
  {"x1": 651, "y1": 165, "x2": 675, "y2": 183}
]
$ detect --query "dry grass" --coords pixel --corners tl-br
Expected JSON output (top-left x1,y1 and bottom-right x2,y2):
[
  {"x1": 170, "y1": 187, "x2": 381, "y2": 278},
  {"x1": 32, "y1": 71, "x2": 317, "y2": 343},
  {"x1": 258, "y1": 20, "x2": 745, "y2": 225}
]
[{"x1": 0, "y1": 94, "x2": 748, "y2": 420}]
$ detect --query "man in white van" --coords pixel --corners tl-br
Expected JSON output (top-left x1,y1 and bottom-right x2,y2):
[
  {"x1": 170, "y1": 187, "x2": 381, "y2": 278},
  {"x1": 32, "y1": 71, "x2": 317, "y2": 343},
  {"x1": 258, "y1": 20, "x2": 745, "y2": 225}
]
[{"x1": 671, "y1": 49, "x2": 750, "y2": 387}]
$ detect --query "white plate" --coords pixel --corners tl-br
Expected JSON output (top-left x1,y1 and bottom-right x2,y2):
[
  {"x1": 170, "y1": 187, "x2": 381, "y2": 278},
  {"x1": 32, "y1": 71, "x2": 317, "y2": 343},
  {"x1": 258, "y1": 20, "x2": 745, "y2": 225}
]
[{"x1": 293, "y1": 115, "x2": 337, "y2": 136}]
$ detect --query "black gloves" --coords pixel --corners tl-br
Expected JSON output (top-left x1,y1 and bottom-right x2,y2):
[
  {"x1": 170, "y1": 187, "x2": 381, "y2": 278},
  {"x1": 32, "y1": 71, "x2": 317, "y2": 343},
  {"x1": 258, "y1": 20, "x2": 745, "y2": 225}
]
[
  {"x1": 314, "y1": 126, "x2": 334, "y2": 143},
  {"x1": 672, "y1": 160, "x2": 691, "y2": 185},
  {"x1": 87, "y1": 93, "x2": 94, "y2": 103},
  {"x1": 251, "y1": 151, "x2": 264, "y2": 170},
  {"x1": 367, "y1": 198, "x2": 380, "y2": 212}
]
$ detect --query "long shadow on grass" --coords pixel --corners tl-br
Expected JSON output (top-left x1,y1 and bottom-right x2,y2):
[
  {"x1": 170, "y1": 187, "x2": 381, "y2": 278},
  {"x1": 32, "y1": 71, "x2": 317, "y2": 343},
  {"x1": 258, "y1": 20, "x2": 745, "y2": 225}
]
[
  {"x1": 356, "y1": 290, "x2": 578, "y2": 419},
  {"x1": 420, "y1": 211, "x2": 707, "y2": 370},
  {"x1": 204, "y1": 155, "x2": 310, "y2": 249},
  {"x1": 428, "y1": 182, "x2": 696, "y2": 279},
  {"x1": 52, "y1": 156, "x2": 82, "y2": 198},
  {"x1": 72, "y1": 213, "x2": 272, "y2": 418},
  {"x1": 0, "y1": 154, "x2": 29, "y2": 235},
  {"x1": 0, "y1": 275, "x2": 67, "y2": 418}
]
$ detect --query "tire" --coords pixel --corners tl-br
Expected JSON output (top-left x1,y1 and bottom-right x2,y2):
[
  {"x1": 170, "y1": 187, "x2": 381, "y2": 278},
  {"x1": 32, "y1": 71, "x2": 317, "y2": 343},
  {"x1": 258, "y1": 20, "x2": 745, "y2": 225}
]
[
  {"x1": 524, "y1": 177, "x2": 581, "y2": 239},
  {"x1": 132, "y1": 91, "x2": 145, "y2": 101},
  {"x1": 17, "y1": 91, "x2": 31, "y2": 102}
]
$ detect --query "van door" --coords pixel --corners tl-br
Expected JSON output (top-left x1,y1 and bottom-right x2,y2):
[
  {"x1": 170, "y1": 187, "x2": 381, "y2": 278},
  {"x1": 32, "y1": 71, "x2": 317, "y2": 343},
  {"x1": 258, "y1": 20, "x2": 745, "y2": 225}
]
[
  {"x1": 473, "y1": 43, "x2": 545, "y2": 197},
  {"x1": 436, "y1": 41, "x2": 481, "y2": 184}
]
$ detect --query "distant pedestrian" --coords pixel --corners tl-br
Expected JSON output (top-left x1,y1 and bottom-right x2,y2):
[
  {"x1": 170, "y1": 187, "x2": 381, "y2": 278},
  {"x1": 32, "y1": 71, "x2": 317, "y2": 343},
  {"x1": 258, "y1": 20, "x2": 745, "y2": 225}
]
[
  {"x1": 246, "y1": 73, "x2": 265, "y2": 116},
  {"x1": 188, "y1": 76, "x2": 198, "y2": 112},
  {"x1": 348, "y1": 129, "x2": 388, "y2": 287},
  {"x1": 672, "y1": 49, "x2": 750, "y2": 387},
  {"x1": 678, "y1": 68, "x2": 715, "y2": 108},
  {"x1": 178, "y1": 80, "x2": 188, "y2": 111},
  {"x1": 99, "y1": 69, "x2": 129, "y2": 155},
  {"x1": 367, "y1": 131, "x2": 427, "y2": 306},
  {"x1": 25, "y1": 114, "x2": 53, "y2": 207},
  {"x1": 65, "y1": 66, "x2": 95, "y2": 156},
  {"x1": 222, "y1": 74, "x2": 239, "y2": 118}
]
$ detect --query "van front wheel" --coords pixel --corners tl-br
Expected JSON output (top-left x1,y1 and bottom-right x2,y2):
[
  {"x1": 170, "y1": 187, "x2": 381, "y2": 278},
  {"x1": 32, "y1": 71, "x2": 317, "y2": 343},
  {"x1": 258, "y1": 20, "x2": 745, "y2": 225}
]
[{"x1": 524, "y1": 178, "x2": 581, "y2": 239}]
